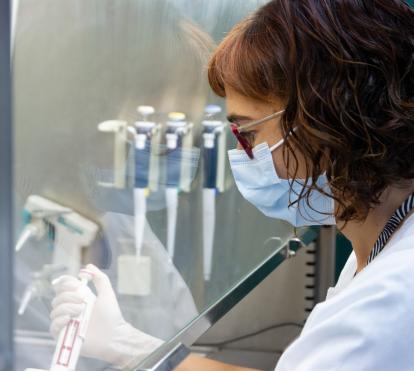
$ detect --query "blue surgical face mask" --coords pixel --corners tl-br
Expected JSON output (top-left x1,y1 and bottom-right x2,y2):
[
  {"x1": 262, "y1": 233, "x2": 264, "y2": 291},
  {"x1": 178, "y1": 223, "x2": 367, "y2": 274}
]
[{"x1": 228, "y1": 139, "x2": 336, "y2": 227}]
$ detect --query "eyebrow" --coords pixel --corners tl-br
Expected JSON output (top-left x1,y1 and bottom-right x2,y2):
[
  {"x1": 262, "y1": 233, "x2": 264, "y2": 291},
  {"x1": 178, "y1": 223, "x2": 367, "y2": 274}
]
[{"x1": 226, "y1": 114, "x2": 254, "y2": 126}]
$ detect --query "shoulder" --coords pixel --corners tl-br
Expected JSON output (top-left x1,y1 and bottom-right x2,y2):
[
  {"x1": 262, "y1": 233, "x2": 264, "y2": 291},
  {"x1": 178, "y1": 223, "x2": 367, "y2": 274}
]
[
  {"x1": 322, "y1": 235, "x2": 414, "y2": 320},
  {"x1": 275, "y1": 236, "x2": 414, "y2": 371},
  {"x1": 333, "y1": 234, "x2": 414, "y2": 303},
  {"x1": 362, "y1": 234, "x2": 414, "y2": 291}
]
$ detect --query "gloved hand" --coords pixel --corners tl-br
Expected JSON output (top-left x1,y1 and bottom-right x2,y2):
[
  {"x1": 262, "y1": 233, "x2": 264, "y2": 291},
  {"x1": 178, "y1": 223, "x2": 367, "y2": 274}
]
[{"x1": 50, "y1": 264, "x2": 164, "y2": 368}]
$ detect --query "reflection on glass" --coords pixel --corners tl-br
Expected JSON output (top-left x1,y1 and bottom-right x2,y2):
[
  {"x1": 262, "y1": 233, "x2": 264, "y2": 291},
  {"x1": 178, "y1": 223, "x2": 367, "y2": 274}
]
[{"x1": 12, "y1": 0, "x2": 296, "y2": 370}]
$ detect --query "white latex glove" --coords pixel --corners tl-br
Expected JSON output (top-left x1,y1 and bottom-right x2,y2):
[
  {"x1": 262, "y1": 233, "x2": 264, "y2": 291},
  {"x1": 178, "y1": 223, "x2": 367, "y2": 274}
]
[{"x1": 50, "y1": 264, "x2": 164, "y2": 368}]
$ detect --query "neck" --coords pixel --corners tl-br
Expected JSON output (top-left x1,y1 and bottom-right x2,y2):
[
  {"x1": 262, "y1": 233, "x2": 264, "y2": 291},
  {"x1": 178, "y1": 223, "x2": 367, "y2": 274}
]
[{"x1": 339, "y1": 184, "x2": 414, "y2": 274}]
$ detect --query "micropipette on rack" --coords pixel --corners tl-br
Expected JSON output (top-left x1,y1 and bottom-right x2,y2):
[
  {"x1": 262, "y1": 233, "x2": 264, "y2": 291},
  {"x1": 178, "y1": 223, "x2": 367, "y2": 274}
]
[
  {"x1": 165, "y1": 112, "x2": 191, "y2": 260},
  {"x1": 202, "y1": 105, "x2": 226, "y2": 281},
  {"x1": 16, "y1": 195, "x2": 99, "y2": 276},
  {"x1": 132, "y1": 106, "x2": 157, "y2": 257},
  {"x1": 97, "y1": 120, "x2": 128, "y2": 189},
  {"x1": 116, "y1": 106, "x2": 158, "y2": 296}
]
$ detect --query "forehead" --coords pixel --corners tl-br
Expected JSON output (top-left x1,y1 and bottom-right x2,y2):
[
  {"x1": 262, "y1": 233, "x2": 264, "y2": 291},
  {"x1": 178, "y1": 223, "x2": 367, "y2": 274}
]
[
  {"x1": 225, "y1": 86, "x2": 267, "y2": 110},
  {"x1": 224, "y1": 85, "x2": 283, "y2": 117}
]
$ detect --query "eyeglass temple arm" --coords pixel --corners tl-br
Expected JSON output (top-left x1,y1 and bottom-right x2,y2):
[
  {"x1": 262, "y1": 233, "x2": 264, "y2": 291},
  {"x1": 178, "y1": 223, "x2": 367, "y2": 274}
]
[{"x1": 238, "y1": 109, "x2": 285, "y2": 133}]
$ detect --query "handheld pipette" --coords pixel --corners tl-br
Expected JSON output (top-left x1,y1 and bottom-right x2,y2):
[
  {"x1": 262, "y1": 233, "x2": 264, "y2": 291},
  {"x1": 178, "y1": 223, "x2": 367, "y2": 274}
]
[
  {"x1": 15, "y1": 195, "x2": 99, "y2": 276},
  {"x1": 24, "y1": 269, "x2": 96, "y2": 371},
  {"x1": 15, "y1": 197, "x2": 72, "y2": 253},
  {"x1": 50, "y1": 269, "x2": 95, "y2": 371},
  {"x1": 18, "y1": 264, "x2": 67, "y2": 316},
  {"x1": 15, "y1": 221, "x2": 44, "y2": 252},
  {"x1": 202, "y1": 105, "x2": 226, "y2": 281}
]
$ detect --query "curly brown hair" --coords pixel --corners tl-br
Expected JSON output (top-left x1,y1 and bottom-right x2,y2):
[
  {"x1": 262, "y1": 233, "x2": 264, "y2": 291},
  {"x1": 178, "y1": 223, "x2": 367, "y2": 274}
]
[{"x1": 208, "y1": 0, "x2": 414, "y2": 222}]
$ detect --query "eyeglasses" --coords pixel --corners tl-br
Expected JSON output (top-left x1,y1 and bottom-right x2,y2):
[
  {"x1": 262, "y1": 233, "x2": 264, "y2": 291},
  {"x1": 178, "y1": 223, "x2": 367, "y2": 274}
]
[{"x1": 229, "y1": 109, "x2": 285, "y2": 159}]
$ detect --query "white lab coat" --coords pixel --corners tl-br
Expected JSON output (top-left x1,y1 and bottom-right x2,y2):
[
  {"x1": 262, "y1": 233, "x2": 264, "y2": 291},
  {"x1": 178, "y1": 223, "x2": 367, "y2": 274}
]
[{"x1": 275, "y1": 213, "x2": 414, "y2": 371}]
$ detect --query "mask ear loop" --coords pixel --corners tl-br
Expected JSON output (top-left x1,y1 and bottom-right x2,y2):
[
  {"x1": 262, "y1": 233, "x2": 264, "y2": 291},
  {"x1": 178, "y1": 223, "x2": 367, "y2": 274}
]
[
  {"x1": 269, "y1": 137, "x2": 285, "y2": 152},
  {"x1": 269, "y1": 126, "x2": 298, "y2": 153}
]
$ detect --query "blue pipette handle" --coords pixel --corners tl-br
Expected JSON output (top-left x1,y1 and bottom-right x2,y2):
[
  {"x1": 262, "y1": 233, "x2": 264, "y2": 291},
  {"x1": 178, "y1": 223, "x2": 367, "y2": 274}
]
[
  {"x1": 166, "y1": 136, "x2": 183, "y2": 188},
  {"x1": 134, "y1": 140, "x2": 151, "y2": 188},
  {"x1": 203, "y1": 132, "x2": 218, "y2": 189}
]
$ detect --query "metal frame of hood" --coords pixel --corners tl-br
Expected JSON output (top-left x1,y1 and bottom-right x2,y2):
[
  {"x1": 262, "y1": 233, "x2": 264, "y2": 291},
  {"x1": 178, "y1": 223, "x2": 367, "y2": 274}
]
[{"x1": 0, "y1": 1, "x2": 14, "y2": 370}]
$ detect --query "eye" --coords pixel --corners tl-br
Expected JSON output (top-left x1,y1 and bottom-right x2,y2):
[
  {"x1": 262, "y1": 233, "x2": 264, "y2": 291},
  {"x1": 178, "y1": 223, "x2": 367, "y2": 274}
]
[{"x1": 240, "y1": 130, "x2": 256, "y2": 145}]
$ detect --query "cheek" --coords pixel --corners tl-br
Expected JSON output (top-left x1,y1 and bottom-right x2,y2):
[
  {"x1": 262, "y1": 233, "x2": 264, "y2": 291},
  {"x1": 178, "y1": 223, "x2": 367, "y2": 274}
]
[
  {"x1": 253, "y1": 132, "x2": 269, "y2": 147},
  {"x1": 272, "y1": 150, "x2": 289, "y2": 179},
  {"x1": 271, "y1": 147, "x2": 308, "y2": 179}
]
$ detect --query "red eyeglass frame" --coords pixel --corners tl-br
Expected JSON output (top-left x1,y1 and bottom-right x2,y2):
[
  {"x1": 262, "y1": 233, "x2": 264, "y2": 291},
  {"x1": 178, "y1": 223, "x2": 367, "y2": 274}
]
[{"x1": 229, "y1": 109, "x2": 285, "y2": 159}]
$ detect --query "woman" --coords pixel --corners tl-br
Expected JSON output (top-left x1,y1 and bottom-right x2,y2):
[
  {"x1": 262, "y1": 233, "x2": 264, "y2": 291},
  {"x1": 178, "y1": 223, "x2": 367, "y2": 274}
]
[{"x1": 51, "y1": 0, "x2": 414, "y2": 370}]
